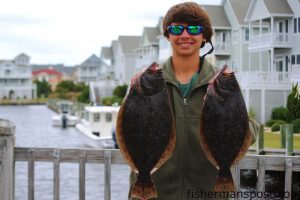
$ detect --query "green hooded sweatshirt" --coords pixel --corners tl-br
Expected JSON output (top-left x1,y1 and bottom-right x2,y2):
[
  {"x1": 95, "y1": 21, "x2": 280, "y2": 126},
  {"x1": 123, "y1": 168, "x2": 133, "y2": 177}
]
[{"x1": 129, "y1": 57, "x2": 259, "y2": 200}]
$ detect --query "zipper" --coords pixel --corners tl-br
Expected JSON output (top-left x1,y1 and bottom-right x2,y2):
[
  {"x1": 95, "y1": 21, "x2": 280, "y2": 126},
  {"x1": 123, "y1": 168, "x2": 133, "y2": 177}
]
[{"x1": 180, "y1": 97, "x2": 188, "y2": 200}]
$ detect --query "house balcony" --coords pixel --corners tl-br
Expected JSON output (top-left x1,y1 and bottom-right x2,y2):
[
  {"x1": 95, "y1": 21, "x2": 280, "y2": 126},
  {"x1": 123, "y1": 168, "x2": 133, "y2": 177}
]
[
  {"x1": 248, "y1": 33, "x2": 293, "y2": 51},
  {"x1": 214, "y1": 42, "x2": 231, "y2": 56},
  {"x1": 291, "y1": 65, "x2": 300, "y2": 84},
  {"x1": 0, "y1": 73, "x2": 32, "y2": 79},
  {"x1": 236, "y1": 71, "x2": 291, "y2": 89}
]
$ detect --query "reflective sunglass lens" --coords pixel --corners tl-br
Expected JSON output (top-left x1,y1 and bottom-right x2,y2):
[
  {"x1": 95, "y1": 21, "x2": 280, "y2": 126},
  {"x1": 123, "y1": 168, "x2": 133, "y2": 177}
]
[
  {"x1": 168, "y1": 25, "x2": 203, "y2": 35},
  {"x1": 188, "y1": 26, "x2": 203, "y2": 35},
  {"x1": 168, "y1": 26, "x2": 183, "y2": 35}
]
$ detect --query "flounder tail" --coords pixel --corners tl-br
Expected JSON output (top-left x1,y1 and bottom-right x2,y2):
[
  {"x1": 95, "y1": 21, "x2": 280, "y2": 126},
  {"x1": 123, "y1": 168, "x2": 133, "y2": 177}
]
[
  {"x1": 214, "y1": 168, "x2": 236, "y2": 192},
  {"x1": 131, "y1": 173, "x2": 157, "y2": 200}
]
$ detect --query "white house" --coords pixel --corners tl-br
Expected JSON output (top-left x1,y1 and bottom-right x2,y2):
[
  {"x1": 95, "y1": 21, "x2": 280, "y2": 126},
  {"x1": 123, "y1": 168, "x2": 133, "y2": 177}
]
[
  {"x1": 0, "y1": 53, "x2": 36, "y2": 100},
  {"x1": 77, "y1": 54, "x2": 104, "y2": 84},
  {"x1": 134, "y1": 26, "x2": 160, "y2": 73},
  {"x1": 113, "y1": 35, "x2": 141, "y2": 85},
  {"x1": 243, "y1": 0, "x2": 300, "y2": 122}
]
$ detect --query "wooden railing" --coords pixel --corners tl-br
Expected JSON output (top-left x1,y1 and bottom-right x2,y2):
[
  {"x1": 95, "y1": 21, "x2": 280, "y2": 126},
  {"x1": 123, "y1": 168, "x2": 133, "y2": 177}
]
[{"x1": 1, "y1": 119, "x2": 300, "y2": 200}]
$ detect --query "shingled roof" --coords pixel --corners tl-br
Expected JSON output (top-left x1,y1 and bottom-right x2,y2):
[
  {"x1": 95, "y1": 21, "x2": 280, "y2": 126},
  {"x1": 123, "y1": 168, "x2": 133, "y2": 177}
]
[
  {"x1": 229, "y1": 0, "x2": 252, "y2": 25},
  {"x1": 100, "y1": 47, "x2": 113, "y2": 60},
  {"x1": 203, "y1": 5, "x2": 231, "y2": 28},
  {"x1": 263, "y1": 0, "x2": 293, "y2": 14},
  {"x1": 143, "y1": 27, "x2": 160, "y2": 44},
  {"x1": 118, "y1": 36, "x2": 141, "y2": 54}
]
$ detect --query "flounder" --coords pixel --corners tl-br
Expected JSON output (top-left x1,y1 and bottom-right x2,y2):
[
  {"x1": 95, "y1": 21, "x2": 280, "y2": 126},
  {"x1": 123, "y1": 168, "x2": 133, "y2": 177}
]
[
  {"x1": 116, "y1": 63, "x2": 176, "y2": 199},
  {"x1": 200, "y1": 65, "x2": 252, "y2": 192}
]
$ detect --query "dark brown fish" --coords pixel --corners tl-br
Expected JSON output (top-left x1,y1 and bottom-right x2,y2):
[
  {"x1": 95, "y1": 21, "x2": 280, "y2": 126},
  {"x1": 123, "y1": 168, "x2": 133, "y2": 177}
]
[
  {"x1": 116, "y1": 63, "x2": 176, "y2": 199},
  {"x1": 200, "y1": 65, "x2": 252, "y2": 192}
]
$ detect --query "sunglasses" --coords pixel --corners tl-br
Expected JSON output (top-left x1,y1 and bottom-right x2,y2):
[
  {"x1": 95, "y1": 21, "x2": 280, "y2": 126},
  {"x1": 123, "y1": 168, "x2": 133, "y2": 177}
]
[{"x1": 167, "y1": 25, "x2": 203, "y2": 35}]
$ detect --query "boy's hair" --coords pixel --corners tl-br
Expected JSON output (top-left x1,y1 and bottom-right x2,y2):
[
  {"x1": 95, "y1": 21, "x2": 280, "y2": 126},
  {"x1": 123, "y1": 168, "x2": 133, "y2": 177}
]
[{"x1": 163, "y1": 2, "x2": 213, "y2": 41}]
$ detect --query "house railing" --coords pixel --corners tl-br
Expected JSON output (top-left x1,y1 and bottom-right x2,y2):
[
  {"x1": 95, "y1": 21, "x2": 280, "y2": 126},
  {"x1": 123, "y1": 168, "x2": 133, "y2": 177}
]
[
  {"x1": 249, "y1": 33, "x2": 293, "y2": 49},
  {"x1": 1, "y1": 119, "x2": 300, "y2": 200},
  {"x1": 214, "y1": 42, "x2": 231, "y2": 55},
  {"x1": 236, "y1": 71, "x2": 291, "y2": 86}
]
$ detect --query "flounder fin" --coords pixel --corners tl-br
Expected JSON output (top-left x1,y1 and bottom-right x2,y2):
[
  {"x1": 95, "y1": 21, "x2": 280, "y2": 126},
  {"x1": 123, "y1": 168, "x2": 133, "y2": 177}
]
[
  {"x1": 131, "y1": 176, "x2": 157, "y2": 200},
  {"x1": 232, "y1": 128, "x2": 252, "y2": 165},
  {"x1": 152, "y1": 121, "x2": 176, "y2": 174},
  {"x1": 116, "y1": 103, "x2": 138, "y2": 172},
  {"x1": 214, "y1": 168, "x2": 236, "y2": 192},
  {"x1": 199, "y1": 121, "x2": 219, "y2": 169}
]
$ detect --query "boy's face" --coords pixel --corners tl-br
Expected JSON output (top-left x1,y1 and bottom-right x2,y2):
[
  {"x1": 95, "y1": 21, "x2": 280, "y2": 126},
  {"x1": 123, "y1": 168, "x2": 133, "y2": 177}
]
[{"x1": 167, "y1": 22, "x2": 205, "y2": 58}]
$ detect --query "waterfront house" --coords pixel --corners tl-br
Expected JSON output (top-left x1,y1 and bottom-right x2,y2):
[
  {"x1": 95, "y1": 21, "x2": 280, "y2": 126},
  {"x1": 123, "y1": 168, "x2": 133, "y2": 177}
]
[
  {"x1": 0, "y1": 53, "x2": 36, "y2": 100},
  {"x1": 77, "y1": 54, "x2": 104, "y2": 84},
  {"x1": 32, "y1": 68, "x2": 62, "y2": 91},
  {"x1": 100, "y1": 46, "x2": 115, "y2": 80},
  {"x1": 243, "y1": 0, "x2": 300, "y2": 122},
  {"x1": 134, "y1": 26, "x2": 160, "y2": 73},
  {"x1": 31, "y1": 64, "x2": 76, "y2": 82},
  {"x1": 113, "y1": 36, "x2": 141, "y2": 85}
]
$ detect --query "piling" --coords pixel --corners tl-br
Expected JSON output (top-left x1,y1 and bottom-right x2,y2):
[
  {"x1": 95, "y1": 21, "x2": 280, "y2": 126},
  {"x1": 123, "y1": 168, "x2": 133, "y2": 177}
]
[
  {"x1": 0, "y1": 119, "x2": 15, "y2": 200},
  {"x1": 257, "y1": 124, "x2": 265, "y2": 155},
  {"x1": 280, "y1": 124, "x2": 286, "y2": 148},
  {"x1": 282, "y1": 124, "x2": 294, "y2": 156}
]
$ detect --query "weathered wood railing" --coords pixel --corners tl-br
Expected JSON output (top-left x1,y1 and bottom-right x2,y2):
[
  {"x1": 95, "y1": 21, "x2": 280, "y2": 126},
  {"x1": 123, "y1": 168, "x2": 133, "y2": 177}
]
[{"x1": 1, "y1": 119, "x2": 300, "y2": 200}]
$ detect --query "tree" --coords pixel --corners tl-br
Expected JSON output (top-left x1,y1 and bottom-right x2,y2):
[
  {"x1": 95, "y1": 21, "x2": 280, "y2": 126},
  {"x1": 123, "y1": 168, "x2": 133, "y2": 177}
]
[
  {"x1": 56, "y1": 80, "x2": 77, "y2": 93},
  {"x1": 287, "y1": 83, "x2": 300, "y2": 120},
  {"x1": 35, "y1": 79, "x2": 52, "y2": 98},
  {"x1": 113, "y1": 84, "x2": 128, "y2": 98},
  {"x1": 77, "y1": 84, "x2": 90, "y2": 103}
]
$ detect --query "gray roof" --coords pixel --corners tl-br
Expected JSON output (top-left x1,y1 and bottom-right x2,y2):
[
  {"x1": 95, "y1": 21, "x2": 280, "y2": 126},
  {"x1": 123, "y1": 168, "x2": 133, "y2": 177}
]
[
  {"x1": 81, "y1": 54, "x2": 102, "y2": 66},
  {"x1": 14, "y1": 53, "x2": 30, "y2": 59},
  {"x1": 100, "y1": 47, "x2": 113, "y2": 59},
  {"x1": 263, "y1": 0, "x2": 293, "y2": 14},
  {"x1": 203, "y1": 5, "x2": 231, "y2": 28},
  {"x1": 118, "y1": 36, "x2": 141, "y2": 54},
  {"x1": 31, "y1": 64, "x2": 75, "y2": 75},
  {"x1": 143, "y1": 27, "x2": 160, "y2": 44},
  {"x1": 229, "y1": 0, "x2": 251, "y2": 25}
]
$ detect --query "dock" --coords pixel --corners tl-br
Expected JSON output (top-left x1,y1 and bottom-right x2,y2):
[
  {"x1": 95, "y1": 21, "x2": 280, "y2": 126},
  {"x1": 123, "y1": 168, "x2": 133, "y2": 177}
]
[{"x1": 1, "y1": 119, "x2": 300, "y2": 200}]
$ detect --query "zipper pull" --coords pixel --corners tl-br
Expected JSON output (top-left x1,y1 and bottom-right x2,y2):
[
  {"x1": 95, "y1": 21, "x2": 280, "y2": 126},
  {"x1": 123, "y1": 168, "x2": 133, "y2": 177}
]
[{"x1": 183, "y1": 98, "x2": 187, "y2": 106}]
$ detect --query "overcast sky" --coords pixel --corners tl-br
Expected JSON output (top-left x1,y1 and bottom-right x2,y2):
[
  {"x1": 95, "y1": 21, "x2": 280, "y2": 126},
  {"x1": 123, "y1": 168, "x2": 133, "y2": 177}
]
[{"x1": 0, "y1": 0, "x2": 222, "y2": 66}]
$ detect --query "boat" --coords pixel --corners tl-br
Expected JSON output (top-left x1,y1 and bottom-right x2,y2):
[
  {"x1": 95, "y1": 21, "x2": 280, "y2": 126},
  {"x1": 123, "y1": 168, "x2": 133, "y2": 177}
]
[
  {"x1": 75, "y1": 106, "x2": 120, "y2": 148},
  {"x1": 51, "y1": 101, "x2": 78, "y2": 127}
]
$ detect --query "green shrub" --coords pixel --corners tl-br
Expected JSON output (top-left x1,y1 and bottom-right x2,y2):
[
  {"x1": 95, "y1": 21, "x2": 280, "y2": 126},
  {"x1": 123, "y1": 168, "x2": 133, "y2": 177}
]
[
  {"x1": 266, "y1": 119, "x2": 286, "y2": 127},
  {"x1": 271, "y1": 121, "x2": 286, "y2": 132},
  {"x1": 292, "y1": 119, "x2": 300, "y2": 133},
  {"x1": 271, "y1": 107, "x2": 289, "y2": 121}
]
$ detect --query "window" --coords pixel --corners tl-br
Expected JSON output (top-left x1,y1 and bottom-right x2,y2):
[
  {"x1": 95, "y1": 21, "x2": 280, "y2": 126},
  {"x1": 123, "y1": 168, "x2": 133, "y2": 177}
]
[
  {"x1": 5, "y1": 70, "x2": 10, "y2": 75},
  {"x1": 244, "y1": 28, "x2": 249, "y2": 42},
  {"x1": 232, "y1": 29, "x2": 239, "y2": 43},
  {"x1": 286, "y1": 20, "x2": 288, "y2": 33},
  {"x1": 294, "y1": 18, "x2": 297, "y2": 33},
  {"x1": 279, "y1": 22, "x2": 283, "y2": 33},
  {"x1": 105, "y1": 113, "x2": 112, "y2": 122},
  {"x1": 298, "y1": 17, "x2": 300, "y2": 33},
  {"x1": 286, "y1": 56, "x2": 289, "y2": 72},
  {"x1": 297, "y1": 54, "x2": 300, "y2": 64},
  {"x1": 292, "y1": 55, "x2": 295, "y2": 64},
  {"x1": 94, "y1": 113, "x2": 100, "y2": 122}
]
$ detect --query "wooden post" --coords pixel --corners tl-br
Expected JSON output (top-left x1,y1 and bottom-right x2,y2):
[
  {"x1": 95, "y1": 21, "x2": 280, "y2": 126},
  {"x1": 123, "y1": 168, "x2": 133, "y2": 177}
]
[
  {"x1": 284, "y1": 124, "x2": 294, "y2": 156},
  {"x1": 0, "y1": 119, "x2": 15, "y2": 200},
  {"x1": 104, "y1": 150, "x2": 111, "y2": 200},
  {"x1": 280, "y1": 124, "x2": 286, "y2": 148},
  {"x1": 257, "y1": 124, "x2": 265, "y2": 155}
]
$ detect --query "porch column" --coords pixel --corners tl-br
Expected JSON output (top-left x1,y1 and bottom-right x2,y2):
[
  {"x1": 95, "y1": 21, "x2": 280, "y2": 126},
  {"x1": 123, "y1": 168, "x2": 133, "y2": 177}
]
[
  {"x1": 0, "y1": 119, "x2": 15, "y2": 200},
  {"x1": 259, "y1": 19, "x2": 263, "y2": 71},
  {"x1": 261, "y1": 89, "x2": 266, "y2": 123}
]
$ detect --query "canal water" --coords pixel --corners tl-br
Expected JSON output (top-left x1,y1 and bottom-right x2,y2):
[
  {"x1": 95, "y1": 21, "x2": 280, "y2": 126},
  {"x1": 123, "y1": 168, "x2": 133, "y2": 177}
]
[
  {"x1": 0, "y1": 105, "x2": 130, "y2": 200},
  {"x1": 1, "y1": 105, "x2": 299, "y2": 199}
]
